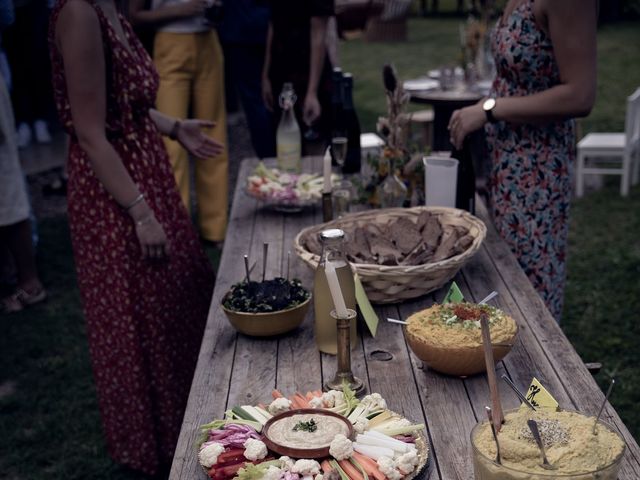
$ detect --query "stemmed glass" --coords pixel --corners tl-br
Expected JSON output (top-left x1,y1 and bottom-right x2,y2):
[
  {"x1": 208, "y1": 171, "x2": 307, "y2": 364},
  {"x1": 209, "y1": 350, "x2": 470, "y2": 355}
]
[{"x1": 330, "y1": 136, "x2": 352, "y2": 218}]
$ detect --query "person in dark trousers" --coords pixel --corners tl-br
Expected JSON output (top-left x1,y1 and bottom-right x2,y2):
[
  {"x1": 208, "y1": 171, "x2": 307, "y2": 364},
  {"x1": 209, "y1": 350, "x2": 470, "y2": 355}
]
[{"x1": 219, "y1": 0, "x2": 275, "y2": 158}]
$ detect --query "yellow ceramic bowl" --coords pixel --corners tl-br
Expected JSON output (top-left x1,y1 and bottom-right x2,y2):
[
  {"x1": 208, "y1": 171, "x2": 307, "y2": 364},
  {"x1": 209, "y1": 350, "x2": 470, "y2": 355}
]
[{"x1": 221, "y1": 294, "x2": 311, "y2": 337}]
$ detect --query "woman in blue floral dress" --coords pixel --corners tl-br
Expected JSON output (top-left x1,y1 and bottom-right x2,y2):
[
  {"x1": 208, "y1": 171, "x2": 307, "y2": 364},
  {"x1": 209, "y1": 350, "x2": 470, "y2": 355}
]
[{"x1": 449, "y1": 0, "x2": 597, "y2": 320}]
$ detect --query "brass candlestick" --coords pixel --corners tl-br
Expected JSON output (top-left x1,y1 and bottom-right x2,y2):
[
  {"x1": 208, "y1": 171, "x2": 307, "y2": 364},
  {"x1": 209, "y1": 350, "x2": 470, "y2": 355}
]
[{"x1": 324, "y1": 309, "x2": 365, "y2": 394}]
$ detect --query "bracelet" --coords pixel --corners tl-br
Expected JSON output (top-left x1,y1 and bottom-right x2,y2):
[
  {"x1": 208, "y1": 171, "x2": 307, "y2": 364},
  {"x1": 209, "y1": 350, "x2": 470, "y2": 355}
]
[
  {"x1": 135, "y1": 215, "x2": 153, "y2": 227},
  {"x1": 125, "y1": 193, "x2": 144, "y2": 211},
  {"x1": 168, "y1": 119, "x2": 182, "y2": 140}
]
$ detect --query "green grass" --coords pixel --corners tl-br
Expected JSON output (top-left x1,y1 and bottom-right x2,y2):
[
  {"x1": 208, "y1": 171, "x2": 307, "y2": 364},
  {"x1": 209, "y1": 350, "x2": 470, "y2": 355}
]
[{"x1": 1, "y1": 16, "x2": 639, "y2": 480}]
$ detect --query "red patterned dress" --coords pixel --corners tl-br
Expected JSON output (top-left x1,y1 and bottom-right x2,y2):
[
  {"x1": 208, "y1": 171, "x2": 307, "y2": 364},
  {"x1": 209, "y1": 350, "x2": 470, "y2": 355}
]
[{"x1": 49, "y1": 1, "x2": 214, "y2": 474}]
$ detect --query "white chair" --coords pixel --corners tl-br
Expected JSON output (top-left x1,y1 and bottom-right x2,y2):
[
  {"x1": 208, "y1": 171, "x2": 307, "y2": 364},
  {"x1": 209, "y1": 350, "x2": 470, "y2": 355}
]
[{"x1": 576, "y1": 88, "x2": 640, "y2": 197}]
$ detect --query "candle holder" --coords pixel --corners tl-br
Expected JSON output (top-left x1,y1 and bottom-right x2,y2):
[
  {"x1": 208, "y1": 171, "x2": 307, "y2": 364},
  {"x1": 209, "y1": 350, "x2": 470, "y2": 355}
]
[{"x1": 324, "y1": 309, "x2": 366, "y2": 394}]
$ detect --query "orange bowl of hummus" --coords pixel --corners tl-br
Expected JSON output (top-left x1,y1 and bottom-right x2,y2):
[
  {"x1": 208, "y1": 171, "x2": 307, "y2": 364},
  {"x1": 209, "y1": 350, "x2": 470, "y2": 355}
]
[
  {"x1": 470, "y1": 407, "x2": 626, "y2": 479},
  {"x1": 404, "y1": 303, "x2": 518, "y2": 376},
  {"x1": 262, "y1": 409, "x2": 354, "y2": 458}
]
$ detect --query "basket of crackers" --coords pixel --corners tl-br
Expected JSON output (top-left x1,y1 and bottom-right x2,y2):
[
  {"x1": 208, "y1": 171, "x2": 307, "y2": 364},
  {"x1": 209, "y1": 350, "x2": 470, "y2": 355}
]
[{"x1": 293, "y1": 206, "x2": 486, "y2": 304}]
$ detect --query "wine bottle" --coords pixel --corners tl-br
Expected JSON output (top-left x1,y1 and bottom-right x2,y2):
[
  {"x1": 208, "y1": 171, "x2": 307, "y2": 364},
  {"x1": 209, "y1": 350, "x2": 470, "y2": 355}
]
[
  {"x1": 330, "y1": 68, "x2": 345, "y2": 166},
  {"x1": 276, "y1": 83, "x2": 301, "y2": 173},
  {"x1": 341, "y1": 73, "x2": 361, "y2": 174},
  {"x1": 452, "y1": 138, "x2": 476, "y2": 214}
]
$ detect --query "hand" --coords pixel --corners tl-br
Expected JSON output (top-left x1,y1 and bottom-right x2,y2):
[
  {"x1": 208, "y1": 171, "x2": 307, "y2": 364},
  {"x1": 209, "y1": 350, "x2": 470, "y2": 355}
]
[
  {"x1": 179, "y1": 0, "x2": 207, "y2": 17},
  {"x1": 176, "y1": 119, "x2": 225, "y2": 159},
  {"x1": 129, "y1": 203, "x2": 170, "y2": 260},
  {"x1": 448, "y1": 102, "x2": 487, "y2": 149},
  {"x1": 262, "y1": 77, "x2": 274, "y2": 112},
  {"x1": 303, "y1": 92, "x2": 321, "y2": 126}
]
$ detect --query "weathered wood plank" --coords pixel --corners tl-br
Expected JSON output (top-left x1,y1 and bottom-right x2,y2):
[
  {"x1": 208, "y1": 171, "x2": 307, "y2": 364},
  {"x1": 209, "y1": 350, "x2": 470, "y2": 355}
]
[
  {"x1": 475, "y1": 199, "x2": 640, "y2": 476},
  {"x1": 366, "y1": 303, "x2": 441, "y2": 479},
  {"x1": 398, "y1": 294, "x2": 477, "y2": 480},
  {"x1": 170, "y1": 159, "x2": 259, "y2": 480}
]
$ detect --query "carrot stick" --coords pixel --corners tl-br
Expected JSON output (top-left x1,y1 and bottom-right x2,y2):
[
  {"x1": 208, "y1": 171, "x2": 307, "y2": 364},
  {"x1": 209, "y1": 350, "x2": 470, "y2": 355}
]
[
  {"x1": 295, "y1": 393, "x2": 311, "y2": 408},
  {"x1": 272, "y1": 389, "x2": 284, "y2": 399},
  {"x1": 305, "y1": 392, "x2": 314, "y2": 401},
  {"x1": 339, "y1": 460, "x2": 364, "y2": 480},
  {"x1": 289, "y1": 395, "x2": 304, "y2": 409},
  {"x1": 321, "y1": 460, "x2": 333, "y2": 473},
  {"x1": 352, "y1": 453, "x2": 386, "y2": 480},
  {"x1": 314, "y1": 390, "x2": 323, "y2": 397}
]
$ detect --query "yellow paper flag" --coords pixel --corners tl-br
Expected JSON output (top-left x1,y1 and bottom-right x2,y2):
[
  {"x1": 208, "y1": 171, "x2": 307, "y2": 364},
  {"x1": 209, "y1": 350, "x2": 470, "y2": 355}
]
[{"x1": 526, "y1": 377, "x2": 559, "y2": 410}]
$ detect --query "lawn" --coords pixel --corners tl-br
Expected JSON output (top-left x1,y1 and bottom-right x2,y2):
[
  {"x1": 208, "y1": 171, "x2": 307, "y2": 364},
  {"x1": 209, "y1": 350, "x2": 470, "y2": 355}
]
[{"x1": 1, "y1": 15, "x2": 639, "y2": 480}]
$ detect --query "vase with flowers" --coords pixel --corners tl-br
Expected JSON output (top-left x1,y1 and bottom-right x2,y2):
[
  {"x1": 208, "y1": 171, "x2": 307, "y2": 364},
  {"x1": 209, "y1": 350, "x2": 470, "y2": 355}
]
[{"x1": 361, "y1": 65, "x2": 424, "y2": 208}]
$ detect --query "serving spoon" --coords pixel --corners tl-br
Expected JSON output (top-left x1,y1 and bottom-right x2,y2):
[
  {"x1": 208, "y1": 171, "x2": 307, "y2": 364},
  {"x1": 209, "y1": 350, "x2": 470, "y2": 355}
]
[
  {"x1": 501, "y1": 374, "x2": 536, "y2": 411},
  {"x1": 527, "y1": 419, "x2": 557, "y2": 470},
  {"x1": 593, "y1": 378, "x2": 615, "y2": 435},
  {"x1": 486, "y1": 406, "x2": 502, "y2": 464}
]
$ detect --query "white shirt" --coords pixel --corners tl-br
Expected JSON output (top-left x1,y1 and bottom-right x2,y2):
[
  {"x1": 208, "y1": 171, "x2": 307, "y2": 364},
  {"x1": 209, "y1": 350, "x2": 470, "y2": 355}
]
[{"x1": 152, "y1": 0, "x2": 211, "y2": 33}]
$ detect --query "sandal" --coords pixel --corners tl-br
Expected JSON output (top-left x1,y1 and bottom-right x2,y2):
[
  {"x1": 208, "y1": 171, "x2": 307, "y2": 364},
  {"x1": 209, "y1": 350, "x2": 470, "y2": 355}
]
[{"x1": 2, "y1": 287, "x2": 47, "y2": 313}]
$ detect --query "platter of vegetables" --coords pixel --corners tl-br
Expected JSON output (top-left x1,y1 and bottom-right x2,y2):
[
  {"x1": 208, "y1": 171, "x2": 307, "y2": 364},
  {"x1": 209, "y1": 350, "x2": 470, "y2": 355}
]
[
  {"x1": 197, "y1": 387, "x2": 428, "y2": 480},
  {"x1": 245, "y1": 162, "x2": 341, "y2": 212}
]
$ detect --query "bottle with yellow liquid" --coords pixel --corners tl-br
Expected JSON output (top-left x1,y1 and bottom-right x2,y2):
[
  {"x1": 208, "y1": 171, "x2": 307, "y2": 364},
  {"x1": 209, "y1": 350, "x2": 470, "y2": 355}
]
[
  {"x1": 314, "y1": 229, "x2": 357, "y2": 354},
  {"x1": 276, "y1": 83, "x2": 301, "y2": 173}
]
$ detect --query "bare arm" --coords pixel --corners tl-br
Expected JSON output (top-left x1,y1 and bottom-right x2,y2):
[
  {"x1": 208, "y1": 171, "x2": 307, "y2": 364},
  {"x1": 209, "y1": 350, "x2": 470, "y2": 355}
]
[
  {"x1": 492, "y1": 0, "x2": 597, "y2": 122},
  {"x1": 303, "y1": 16, "x2": 329, "y2": 125},
  {"x1": 129, "y1": 0, "x2": 205, "y2": 26},
  {"x1": 149, "y1": 108, "x2": 224, "y2": 158},
  {"x1": 55, "y1": 0, "x2": 168, "y2": 258},
  {"x1": 449, "y1": 0, "x2": 597, "y2": 147}
]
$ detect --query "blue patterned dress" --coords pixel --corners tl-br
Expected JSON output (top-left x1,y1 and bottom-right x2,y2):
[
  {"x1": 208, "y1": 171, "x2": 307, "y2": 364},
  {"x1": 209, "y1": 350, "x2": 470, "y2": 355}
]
[{"x1": 485, "y1": 0, "x2": 574, "y2": 320}]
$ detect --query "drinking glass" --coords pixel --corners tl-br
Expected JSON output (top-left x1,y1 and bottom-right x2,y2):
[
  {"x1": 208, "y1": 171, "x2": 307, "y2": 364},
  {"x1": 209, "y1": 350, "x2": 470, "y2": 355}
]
[
  {"x1": 331, "y1": 136, "x2": 348, "y2": 167},
  {"x1": 423, "y1": 157, "x2": 459, "y2": 207},
  {"x1": 332, "y1": 180, "x2": 353, "y2": 218}
]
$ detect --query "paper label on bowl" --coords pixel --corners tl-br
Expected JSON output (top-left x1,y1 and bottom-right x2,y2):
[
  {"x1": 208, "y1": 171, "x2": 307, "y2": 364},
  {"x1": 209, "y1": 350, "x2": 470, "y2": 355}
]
[
  {"x1": 526, "y1": 377, "x2": 559, "y2": 410},
  {"x1": 443, "y1": 281, "x2": 464, "y2": 304},
  {"x1": 355, "y1": 273, "x2": 378, "y2": 337}
]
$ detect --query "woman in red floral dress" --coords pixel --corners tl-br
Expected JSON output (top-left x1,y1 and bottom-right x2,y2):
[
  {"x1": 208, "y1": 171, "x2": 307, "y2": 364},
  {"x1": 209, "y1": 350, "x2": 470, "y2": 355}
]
[{"x1": 49, "y1": 0, "x2": 222, "y2": 474}]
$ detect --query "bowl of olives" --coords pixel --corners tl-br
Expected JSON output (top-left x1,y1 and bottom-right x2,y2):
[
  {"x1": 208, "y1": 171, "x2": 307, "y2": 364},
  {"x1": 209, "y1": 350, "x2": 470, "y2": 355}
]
[{"x1": 221, "y1": 278, "x2": 311, "y2": 336}]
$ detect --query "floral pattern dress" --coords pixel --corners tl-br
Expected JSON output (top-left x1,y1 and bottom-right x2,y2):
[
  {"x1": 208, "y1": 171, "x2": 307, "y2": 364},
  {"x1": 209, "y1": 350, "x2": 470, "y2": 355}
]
[
  {"x1": 49, "y1": 1, "x2": 214, "y2": 474},
  {"x1": 485, "y1": 0, "x2": 574, "y2": 320}
]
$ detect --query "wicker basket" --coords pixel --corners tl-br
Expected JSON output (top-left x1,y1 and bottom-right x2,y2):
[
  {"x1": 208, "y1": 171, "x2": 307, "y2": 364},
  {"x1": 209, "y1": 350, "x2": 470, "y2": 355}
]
[{"x1": 293, "y1": 206, "x2": 487, "y2": 304}]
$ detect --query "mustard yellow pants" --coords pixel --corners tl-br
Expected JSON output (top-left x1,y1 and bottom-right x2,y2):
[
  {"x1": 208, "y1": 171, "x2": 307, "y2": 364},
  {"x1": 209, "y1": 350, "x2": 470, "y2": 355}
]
[{"x1": 154, "y1": 30, "x2": 228, "y2": 242}]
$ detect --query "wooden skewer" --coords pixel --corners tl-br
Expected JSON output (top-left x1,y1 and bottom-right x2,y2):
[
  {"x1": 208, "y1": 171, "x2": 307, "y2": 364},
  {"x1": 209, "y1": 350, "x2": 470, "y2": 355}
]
[
  {"x1": 262, "y1": 243, "x2": 269, "y2": 282},
  {"x1": 481, "y1": 312, "x2": 504, "y2": 432}
]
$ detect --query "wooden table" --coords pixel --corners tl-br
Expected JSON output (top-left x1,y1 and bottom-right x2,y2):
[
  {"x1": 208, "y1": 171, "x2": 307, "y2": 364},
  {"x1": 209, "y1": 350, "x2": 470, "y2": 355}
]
[{"x1": 170, "y1": 157, "x2": 640, "y2": 479}]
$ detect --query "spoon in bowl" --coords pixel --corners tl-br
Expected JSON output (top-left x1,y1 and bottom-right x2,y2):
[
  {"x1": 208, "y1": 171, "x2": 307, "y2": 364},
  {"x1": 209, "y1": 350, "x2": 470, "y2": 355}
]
[
  {"x1": 593, "y1": 378, "x2": 615, "y2": 435},
  {"x1": 527, "y1": 419, "x2": 557, "y2": 470},
  {"x1": 486, "y1": 406, "x2": 502, "y2": 465}
]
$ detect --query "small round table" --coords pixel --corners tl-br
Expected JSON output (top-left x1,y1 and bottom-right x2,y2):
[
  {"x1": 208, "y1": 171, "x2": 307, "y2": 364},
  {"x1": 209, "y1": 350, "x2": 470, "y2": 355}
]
[{"x1": 410, "y1": 89, "x2": 483, "y2": 151}]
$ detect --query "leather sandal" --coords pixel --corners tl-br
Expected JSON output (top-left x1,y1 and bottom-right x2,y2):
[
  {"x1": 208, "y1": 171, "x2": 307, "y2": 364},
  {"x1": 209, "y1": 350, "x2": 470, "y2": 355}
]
[{"x1": 2, "y1": 287, "x2": 47, "y2": 313}]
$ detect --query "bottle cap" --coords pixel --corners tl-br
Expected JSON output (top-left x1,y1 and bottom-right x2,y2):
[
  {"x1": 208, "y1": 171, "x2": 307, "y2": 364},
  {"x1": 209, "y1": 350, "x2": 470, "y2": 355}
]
[{"x1": 320, "y1": 229, "x2": 345, "y2": 242}]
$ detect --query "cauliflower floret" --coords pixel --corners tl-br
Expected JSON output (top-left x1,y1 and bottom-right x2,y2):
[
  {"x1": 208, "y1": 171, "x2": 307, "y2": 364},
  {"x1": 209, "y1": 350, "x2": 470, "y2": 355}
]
[
  {"x1": 353, "y1": 417, "x2": 369, "y2": 434},
  {"x1": 269, "y1": 397, "x2": 293, "y2": 415},
  {"x1": 198, "y1": 441, "x2": 225, "y2": 468},
  {"x1": 361, "y1": 393, "x2": 387, "y2": 411},
  {"x1": 292, "y1": 459, "x2": 321, "y2": 476},
  {"x1": 243, "y1": 438, "x2": 268, "y2": 461},
  {"x1": 279, "y1": 456, "x2": 295, "y2": 471},
  {"x1": 329, "y1": 433, "x2": 353, "y2": 460},
  {"x1": 396, "y1": 450, "x2": 419, "y2": 475},
  {"x1": 314, "y1": 474, "x2": 323, "y2": 480},
  {"x1": 377, "y1": 456, "x2": 403, "y2": 480},
  {"x1": 322, "y1": 390, "x2": 345, "y2": 408},
  {"x1": 309, "y1": 396, "x2": 324, "y2": 409},
  {"x1": 263, "y1": 465, "x2": 284, "y2": 480}
]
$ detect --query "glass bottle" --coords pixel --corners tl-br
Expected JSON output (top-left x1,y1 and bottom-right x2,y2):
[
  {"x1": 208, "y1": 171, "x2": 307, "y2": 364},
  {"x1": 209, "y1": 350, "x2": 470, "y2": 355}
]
[
  {"x1": 452, "y1": 137, "x2": 476, "y2": 214},
  {"x1": 313, "y1": 229, "x2": 357, "y2": 354},
  {"x1": 276, "y1": 83, "x2": 301, "y2": 173},
  {"x1": 341, "y1": 73, "x2": 362, "y2": 174},
  {"x1": 377, "y1": 157, "x2": 408, "y2": 208}
]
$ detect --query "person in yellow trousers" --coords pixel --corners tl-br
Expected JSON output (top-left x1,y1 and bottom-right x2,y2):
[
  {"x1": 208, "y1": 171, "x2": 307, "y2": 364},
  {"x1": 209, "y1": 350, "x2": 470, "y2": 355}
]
[{"x1": 130, "y1": 0, "x2": 228, "y2": 245}]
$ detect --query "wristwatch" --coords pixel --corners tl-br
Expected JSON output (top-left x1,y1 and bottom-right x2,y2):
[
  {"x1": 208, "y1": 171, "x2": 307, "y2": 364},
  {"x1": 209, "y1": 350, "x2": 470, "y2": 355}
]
[{"x1": 482, "y1": 98, "x2": 497, "y2": 123}]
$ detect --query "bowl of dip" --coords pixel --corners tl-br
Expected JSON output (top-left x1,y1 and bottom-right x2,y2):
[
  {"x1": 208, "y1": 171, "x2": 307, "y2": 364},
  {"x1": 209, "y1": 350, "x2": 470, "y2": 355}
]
[
  {"x1": 262, "y1": 408, "x2": 354, "y2": 458},
  {"x1": 470, "y1": 408, "x2": 626, "y2": 479},
  {"x1": 404, "y1": 303, "x2": 518, "y2": 377}
]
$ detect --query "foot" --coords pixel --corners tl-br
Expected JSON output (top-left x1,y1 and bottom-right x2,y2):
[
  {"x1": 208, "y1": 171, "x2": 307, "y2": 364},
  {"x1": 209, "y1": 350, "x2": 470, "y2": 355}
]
[
  {"x1": 2, "y1": 285, "x2": 47, "y2": 313},
  {"x1": 33, "y1": 119, "x2": 52, "y2": 144},
  {"x1": 16, "y1": 122, "x2": 32, "y2": 149}
]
